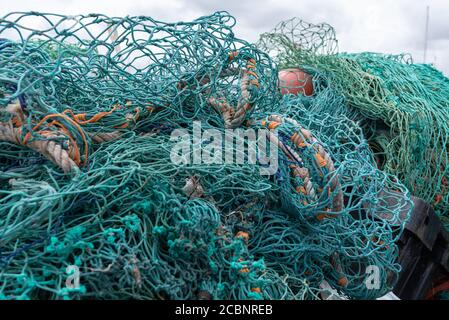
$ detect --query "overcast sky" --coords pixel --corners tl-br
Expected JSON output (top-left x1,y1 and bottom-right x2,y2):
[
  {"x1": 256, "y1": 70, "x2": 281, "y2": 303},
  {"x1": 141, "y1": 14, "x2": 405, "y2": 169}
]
[{"x1": 1, "y1": 0, "x2": 448, "y2": 75}]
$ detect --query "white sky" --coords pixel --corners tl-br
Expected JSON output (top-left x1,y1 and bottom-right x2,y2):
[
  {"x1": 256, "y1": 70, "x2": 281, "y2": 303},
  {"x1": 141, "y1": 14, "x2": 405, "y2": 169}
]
[{"x1": 1, "y1": 0, "x2": 448, "y2": 75}]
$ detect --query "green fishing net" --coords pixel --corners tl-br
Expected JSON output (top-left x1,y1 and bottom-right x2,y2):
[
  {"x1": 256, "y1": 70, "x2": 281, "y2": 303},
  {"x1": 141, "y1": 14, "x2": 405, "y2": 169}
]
[
  {"x1": 258, "y1": 17, "x2": 449, "y2": 230},
  {"x1": 0, "y1": 12, "x2": 411, "y2": 300}
]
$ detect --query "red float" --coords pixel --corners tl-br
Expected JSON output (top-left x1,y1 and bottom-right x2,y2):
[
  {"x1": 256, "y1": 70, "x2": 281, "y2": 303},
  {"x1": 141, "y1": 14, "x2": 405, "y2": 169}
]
[{"x1": 278, "y1": 68, "x2": 314, "y2": 96}]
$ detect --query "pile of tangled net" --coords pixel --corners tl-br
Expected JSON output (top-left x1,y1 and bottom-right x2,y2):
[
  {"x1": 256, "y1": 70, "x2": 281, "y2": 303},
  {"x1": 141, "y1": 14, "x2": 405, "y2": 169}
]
[
  {"x1": 0, "y1": 12, "x2": 411, "y2": 300},
  {"x1": 258, "y1": 17, "x2": 449, "y2": 230}
]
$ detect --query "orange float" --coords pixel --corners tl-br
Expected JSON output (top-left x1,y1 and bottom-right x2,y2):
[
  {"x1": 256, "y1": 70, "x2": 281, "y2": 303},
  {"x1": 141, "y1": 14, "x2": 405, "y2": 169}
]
[{"x1": 278, "y1": 68, "x2": 314, "y2": 96}]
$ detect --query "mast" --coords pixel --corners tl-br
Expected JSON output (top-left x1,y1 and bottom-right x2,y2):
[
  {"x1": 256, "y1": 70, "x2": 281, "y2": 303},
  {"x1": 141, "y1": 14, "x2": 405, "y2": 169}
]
[{"x1": 424, "y1": 5, "x2": 430, "y2": 63}]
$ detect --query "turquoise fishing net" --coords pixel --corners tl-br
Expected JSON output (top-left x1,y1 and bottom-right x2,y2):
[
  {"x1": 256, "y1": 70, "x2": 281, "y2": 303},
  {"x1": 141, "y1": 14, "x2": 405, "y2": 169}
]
[
  {"x1": 0, "y1": 12, "x2": 411, "y2": 300},
  {"x1": 258, "y1": 17, "x2": 449, "y2": 229}
]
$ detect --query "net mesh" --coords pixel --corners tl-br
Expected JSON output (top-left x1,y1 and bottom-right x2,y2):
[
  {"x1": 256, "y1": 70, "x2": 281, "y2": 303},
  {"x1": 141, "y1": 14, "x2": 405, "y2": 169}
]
[
  {"x1": 0, "y1": 12, "x2": 411, "y2": 300},
  {"x1": 258, "y1": 17, "x2": 449, "y2": 228}
]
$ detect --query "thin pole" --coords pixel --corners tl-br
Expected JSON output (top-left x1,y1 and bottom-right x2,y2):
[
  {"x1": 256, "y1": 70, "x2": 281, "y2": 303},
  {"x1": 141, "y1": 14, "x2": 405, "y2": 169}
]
[{"x1": 424, "y1": 5, "x2": 430, "y2": 63}]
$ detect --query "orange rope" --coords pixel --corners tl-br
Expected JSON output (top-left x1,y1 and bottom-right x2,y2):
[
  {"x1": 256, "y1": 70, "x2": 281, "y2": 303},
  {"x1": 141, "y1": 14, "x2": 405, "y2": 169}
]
[
  {"x1": 228, "y1": 50, "x2": 238, "y2": 61},
  {"x1": 246, "y1": 71, "x2": 258, "y2": 79},
  {"x1": 236, "y1": 231, "x2": 250, "y2": 241},
  {"x1": 315, "y1": 153, "x2": 327, "y2": 167},
  {"x1": 114, "y1": 122, "x2": 129, "y2": 129},
  {"x1": 426, "y1": 279, "x2": 449, "y2": 299},
  {"x1": 134, "y1": 107, "x2": 140, "y2": 121},
  {"x1": 250, "y1": 80, "x2": 260, "y2": 88},
  {"x1": 63, "y1": 105, "x2": 118, "y2": 125},
  {"x1": 48, "y1": 120, "x2": 81, "y2": 165},
  {"x1": 22, "y1": 113, "x2": 89, "y2": 165},
  {"x1": 11, "y1": 116, "x2": 22, "y2": 127}
]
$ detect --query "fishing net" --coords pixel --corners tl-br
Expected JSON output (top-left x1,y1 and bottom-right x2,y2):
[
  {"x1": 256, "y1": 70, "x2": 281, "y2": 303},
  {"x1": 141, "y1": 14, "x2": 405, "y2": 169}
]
[
  {"x1": 0, "y1": 11, "x2": 411, "y2": 300},
  {"x1": 258, "y1": 17, "x2": 449, "y2": 230}
]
